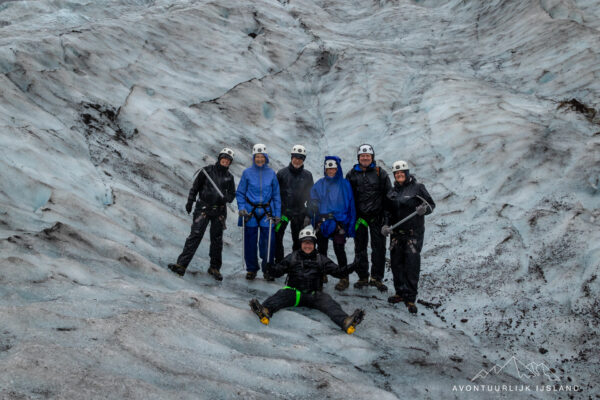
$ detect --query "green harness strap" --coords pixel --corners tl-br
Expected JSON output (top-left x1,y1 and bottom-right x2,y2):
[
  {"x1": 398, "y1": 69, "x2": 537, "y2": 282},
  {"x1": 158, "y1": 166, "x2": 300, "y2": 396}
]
[
  {"x1": 283, "y1": 286, "x2": 301, "y2": 307},
  {"x1": 355, "y1": 217, "x2": 368, "y2": 231},
  {"x1": 275, "y1": 215, "x2": 289, "y2": 232}
]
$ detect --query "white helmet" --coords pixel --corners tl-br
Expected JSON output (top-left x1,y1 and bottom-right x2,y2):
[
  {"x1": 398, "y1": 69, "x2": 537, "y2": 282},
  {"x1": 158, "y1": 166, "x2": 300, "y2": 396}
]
[
  {"x1": 324, "y1": 159, "x2": 338, "y2": 169},
  {"x1": 299, "y1": 226, "x2": 317, "y2": 242},
  {"x1": 291, "y1": 144, "x2": 307, "y2": 157},
  {"x1": 219, "y1": 147, "x2": 235, "y2": 160},
  {"x1": 392, "y1": 160, "x2": 409, "y2": 172},
  {"x1": 252, "y1": 143, "x2": 267, "y2": 155},
  {"x1": 357, "y1": 144, "x2": 374, "y2": 157}
]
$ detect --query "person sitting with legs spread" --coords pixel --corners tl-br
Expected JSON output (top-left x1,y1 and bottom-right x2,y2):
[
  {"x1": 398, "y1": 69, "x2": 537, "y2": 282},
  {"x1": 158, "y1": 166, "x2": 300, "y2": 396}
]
[{"x1": 249, "y1": 226, "x2": 365, "y2": 334}]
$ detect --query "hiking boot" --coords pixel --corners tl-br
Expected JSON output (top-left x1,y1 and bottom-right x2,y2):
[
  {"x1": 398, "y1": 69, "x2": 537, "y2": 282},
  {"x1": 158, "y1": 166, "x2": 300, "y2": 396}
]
[
  {"x1": 405, "y1": 301, "x2": 418, "y2": 314},
  {"x1": 207, "y1": 267, "x2": 223, "y2": 281},
  {"x1": 342, "y1": 309, "x2": 365, "y2": 334},
  {"x1": 263, "y1": 272, "x2": 275, "y2": 282},
  {"x1": 387, "y1": 294, "x2": 404, "y2": 304},
  {"x1": 246, "y1": 271, "x2": 257, "y2": 280},
  {"x1": 335, "y1": 278, "x2": 349, "y2": 291},
  {"x1": 369, "y1": 278, "x2": 388, "y2": 292},
  {"x1": 168, "y1": 263, "x2": 186, "y2": 277},
  {"x1": 353, "y1": 277, "x2": 369, "y2": 289},
  {"x1": 249, "y1": 299, "x2": 270, "y2": 325}
]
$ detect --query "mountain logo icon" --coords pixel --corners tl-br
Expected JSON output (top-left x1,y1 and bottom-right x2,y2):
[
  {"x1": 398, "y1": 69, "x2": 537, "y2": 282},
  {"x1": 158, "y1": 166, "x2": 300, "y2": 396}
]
[{"x1": 471, "y1": 356, "x2": 560, "y2": 382}]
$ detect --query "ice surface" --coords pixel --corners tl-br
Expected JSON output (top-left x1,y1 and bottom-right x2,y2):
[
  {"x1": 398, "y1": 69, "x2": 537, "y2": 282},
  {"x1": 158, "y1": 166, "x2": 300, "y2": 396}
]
[{"x1": 1, "y1": 0, "x2": 599, "y2": 398}]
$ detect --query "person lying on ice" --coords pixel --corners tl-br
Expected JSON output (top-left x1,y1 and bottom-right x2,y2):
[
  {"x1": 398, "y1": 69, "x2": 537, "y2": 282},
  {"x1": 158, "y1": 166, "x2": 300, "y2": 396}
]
[{"x1": 249, "y1": 226, "x2": 365, "y2": 335}]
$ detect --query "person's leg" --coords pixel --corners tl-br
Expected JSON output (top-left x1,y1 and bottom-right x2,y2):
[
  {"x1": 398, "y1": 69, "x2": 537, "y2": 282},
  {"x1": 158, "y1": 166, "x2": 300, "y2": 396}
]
[
  {"x1": 332, "y1": 235, "x2": 347, "y2": 268},
  {"x1": 208, "y1": 215, "x2": 224, "y2": 270},
  {"x1": 403, "y1": 235, "x2": 424, "y2": 303},
  {"x1": 176, "y1": 214, "x2": 210, "y2": 267},
  {"x1": 274, "y1": 218, "x2": 288, "y2": 264},
  {"x1": 369, "y1": 219, "x2": 387, "y2": 281},
  {"x1": 290, "y1": 216, "x2": 304, "y2": 252},
  {"x1": 262, "y1": 289, "x2": 299, "y2": 316},
  {"x1": 316, "y1": 231, "x2": 329, "y2": 257},
  {"x1": 388, "y1": 236, "x2": 407, "y2": 302},
  {"x1": 353, "y1": 223, "x2": 369, "y2": 280},
  {"x1": 309, "y1": 292, "x2": 349, "y2": 328},
  {"x1": 333, "y1": 235, "x2": 349, "y2": 291},
  {"x1": 244, "y1": 225, "x2": 259, "y2": 272},
  {"x1": 259, "y1": 225, "x2": 276, "y2": 271},
  {"x1": 390, "y1": 237, "x2": 408, "y2": 296}
]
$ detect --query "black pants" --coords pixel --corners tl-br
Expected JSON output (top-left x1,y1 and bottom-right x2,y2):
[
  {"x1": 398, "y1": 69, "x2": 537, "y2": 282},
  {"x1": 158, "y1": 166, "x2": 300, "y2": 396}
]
[
  {"x1": 263, "y1": 289, "x2": 348, "y2": 328},
  {"x1": 390, "y1": 233, "x2": 424, "y2": 302},
  {"x1": 316, "y1": 231, "x2": 347, "y2": 277},
  {"x1": 275, "y1": 215, "x2": 305, "y2": 263},
  {"x1": 176, "y1": 212, "x2": 225, "y2": 269},
  {"x1": 354, "y1": 216, "x2": 386, "y2": 281}
]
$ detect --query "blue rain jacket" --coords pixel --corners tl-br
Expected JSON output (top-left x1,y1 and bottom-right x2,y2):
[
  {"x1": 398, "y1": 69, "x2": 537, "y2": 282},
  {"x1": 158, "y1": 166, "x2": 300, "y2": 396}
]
[
  {"x1": 236, "y1": 154, "x2": 282, "y2": 228},
  {"x1": 310, "y1": 156, "x2": 356, "y2": 238}
]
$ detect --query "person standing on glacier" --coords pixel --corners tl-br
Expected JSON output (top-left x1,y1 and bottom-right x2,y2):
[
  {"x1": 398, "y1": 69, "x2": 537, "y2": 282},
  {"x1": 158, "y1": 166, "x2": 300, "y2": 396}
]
[
  {"x1": 345, "y1": 144, "x2": 392, "y2": 292},
  {"x1": 309, "y1": 156, "x2": 357, "y2": 291},
  {"x1": 249, "y1": 226, "x2": 365, "y2": 334},
  {"x1": 382, "y1": 160, "x2": 435, "y2": 314},
  {"x1": 236, "y1": 144, "x2": 282, "y2": 281},
  {"x1": 274, "y1": 144, "x2": 314, "y2": 264},
  {"x1": 168, "y1": 148, "x2": 236, "y2": 280}
]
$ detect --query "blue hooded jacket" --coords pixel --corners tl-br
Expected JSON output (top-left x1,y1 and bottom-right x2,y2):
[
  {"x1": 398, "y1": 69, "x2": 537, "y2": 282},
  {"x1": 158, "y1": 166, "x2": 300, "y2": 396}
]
[
  {"x1": 236, "y1": 154, "x2": 282, "y2": 228},
  {"x1": 310, "y1": 156, "x2": 356, "y2": 238}
]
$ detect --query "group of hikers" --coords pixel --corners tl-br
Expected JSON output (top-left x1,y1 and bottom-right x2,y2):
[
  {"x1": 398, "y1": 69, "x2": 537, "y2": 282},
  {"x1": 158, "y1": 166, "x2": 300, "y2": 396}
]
[{"x1": 168, "y1": 143, "x2": 435, "y2": 334}]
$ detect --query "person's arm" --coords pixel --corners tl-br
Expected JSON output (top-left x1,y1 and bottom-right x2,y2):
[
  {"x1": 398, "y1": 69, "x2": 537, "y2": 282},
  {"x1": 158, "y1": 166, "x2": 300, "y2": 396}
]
[
  {"x1": 381, "y1": 170, "x2": 392, "y2": 197},
  {"x1": 236, "y1": 170, "x2": 248, "y2": 211},
  {"x1": 321, "y1": 255, "x2": 354, "y2": 278},
  {"x1": 302, "y1": 172, "x2": 314, "y2": 217},
  {"x1": 224, "y1": 174, "x2": 236, "y2": 204},
  {"x1": 186, "y1": 171, "x2": 206, "y2": 212},
  {"x1": 419, "y1": 184, "x2": 436, "y2": 215},
  {"x1": 346, "y1": 180, "x2": 357, "y2": 237},
  {"x1": 267, "y1": 253, "x2": 292, "y2": 277},
  {"x1": 271, "y1": 172, "x2": 282, "y2": 218}
]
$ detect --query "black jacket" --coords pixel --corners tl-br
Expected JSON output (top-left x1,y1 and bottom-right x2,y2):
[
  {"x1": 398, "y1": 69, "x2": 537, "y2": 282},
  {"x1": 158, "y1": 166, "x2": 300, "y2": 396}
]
[
  {"x1": 385, "y1": 176, "x2": 435, "y2": 235},
  {"x1": 346, "y1": 164, "x2": 392, "y2": 218},
  {"x1": 268, "y1": 249, "x2": 353, "y2": 293},
  {"x1": 188, "y1": 163, "x2": 235, "y2": 212},
  {"x1": 276, "y1": 163, "x2": 314, "y2": 218}
]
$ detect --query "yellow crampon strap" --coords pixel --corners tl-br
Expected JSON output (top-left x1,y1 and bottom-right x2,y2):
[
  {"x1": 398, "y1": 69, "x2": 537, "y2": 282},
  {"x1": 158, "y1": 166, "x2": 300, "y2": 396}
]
[
  {"x1": 283, "y1": 286, "x2": 301, "y2": 307},
  {"x1": 355, "y1": 217, "x2": 368, "y2": 231}
]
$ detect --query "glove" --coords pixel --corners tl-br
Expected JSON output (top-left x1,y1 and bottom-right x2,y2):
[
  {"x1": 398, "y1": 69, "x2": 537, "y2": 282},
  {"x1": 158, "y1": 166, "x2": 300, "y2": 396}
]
[
  {"x1": 238, "y1": 209, "x2": 249, "y2": 217},
  {"x1": 185, "y1": 200, "x2": 193, "y2": 214},
  {"x1": 307, "y1": 201, "x2": 319, "y2": 215},
  {"x1": 271, "y1": 216, "x2": 281, "y2": 224},
  {"x1": 381, "y1": 225, "x2": 392, "y2": 236},
  {"x1": 303, "y1": 216, "x2": 311, "y2": 227},
  {"x1": 416, "y1": 204, "x2": 428, "y2": 216}
]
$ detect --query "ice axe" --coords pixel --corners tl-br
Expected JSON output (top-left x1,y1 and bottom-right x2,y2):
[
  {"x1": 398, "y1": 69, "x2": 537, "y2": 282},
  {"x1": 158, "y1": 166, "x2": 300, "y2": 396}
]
[
  {"x1": 267, "y1": 216, "x2": 273, "y2": 265},
  {"x1": 202, "y1": 168, "x2": 224, "y2": 199},
  {"x1": 382, "y1": 195, "x2": 432, "y2": 236},
  {"x1": 241, "y1": 216, "x2": 246, "y2": 272}
]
